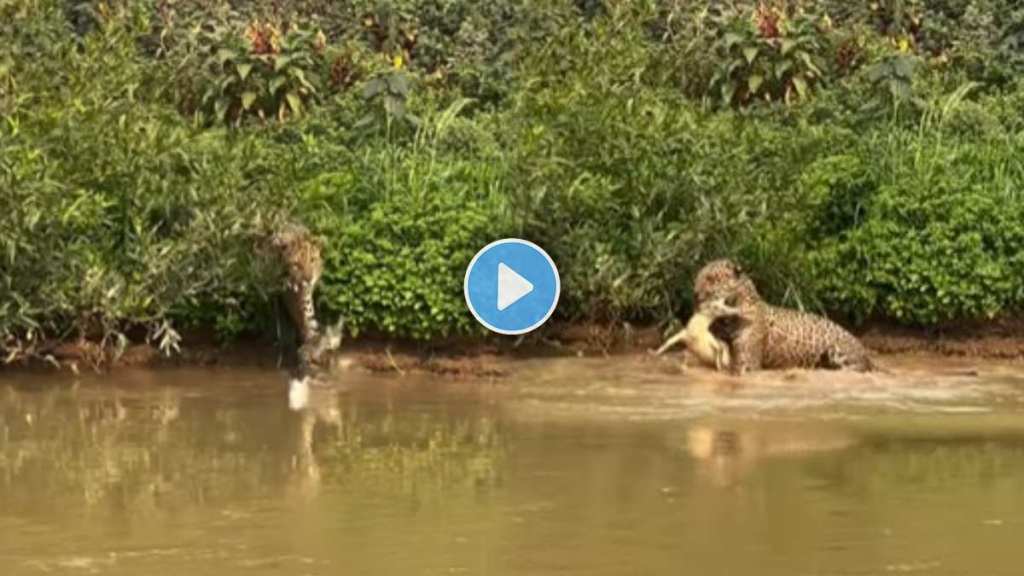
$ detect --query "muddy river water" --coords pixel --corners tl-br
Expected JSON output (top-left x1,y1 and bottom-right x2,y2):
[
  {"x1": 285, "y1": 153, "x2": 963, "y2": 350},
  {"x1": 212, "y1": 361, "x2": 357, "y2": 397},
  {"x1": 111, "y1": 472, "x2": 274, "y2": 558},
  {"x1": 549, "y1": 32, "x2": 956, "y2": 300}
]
[{"x1": 2, "y1": 354, "x2": 1024, "y2": 575}]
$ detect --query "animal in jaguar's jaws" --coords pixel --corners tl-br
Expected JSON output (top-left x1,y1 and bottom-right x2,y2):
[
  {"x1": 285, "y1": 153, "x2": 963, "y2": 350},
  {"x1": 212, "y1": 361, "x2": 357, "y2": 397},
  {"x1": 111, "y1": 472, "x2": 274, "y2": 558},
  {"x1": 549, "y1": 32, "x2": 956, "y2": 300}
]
[
  {"x1": 654, "y1": 294, "x2": 742, "y2": 371},
  {"x1": 692, "y1": 259, "x2": 875, "y2": 374}
]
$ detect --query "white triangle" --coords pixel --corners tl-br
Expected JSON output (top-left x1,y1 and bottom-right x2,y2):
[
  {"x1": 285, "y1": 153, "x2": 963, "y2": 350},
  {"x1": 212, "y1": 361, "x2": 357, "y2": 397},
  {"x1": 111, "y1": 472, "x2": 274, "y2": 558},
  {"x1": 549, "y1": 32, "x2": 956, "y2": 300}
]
[{"x1": 497, "y1": 262, "x2": 534, "y2": 311}]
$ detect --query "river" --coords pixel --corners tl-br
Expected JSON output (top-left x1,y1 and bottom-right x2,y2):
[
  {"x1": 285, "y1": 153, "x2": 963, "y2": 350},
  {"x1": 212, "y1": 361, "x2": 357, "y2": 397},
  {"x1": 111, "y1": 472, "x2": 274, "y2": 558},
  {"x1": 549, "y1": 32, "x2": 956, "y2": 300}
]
[{"x1": 2, "y1": 354, "x2": 1024, "y2": 575}]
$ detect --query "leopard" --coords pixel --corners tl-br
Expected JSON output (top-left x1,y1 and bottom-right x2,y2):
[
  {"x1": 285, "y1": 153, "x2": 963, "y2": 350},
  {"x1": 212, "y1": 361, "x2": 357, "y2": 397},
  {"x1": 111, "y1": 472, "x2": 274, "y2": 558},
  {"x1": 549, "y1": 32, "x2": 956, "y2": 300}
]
[
  {"x1": 693, "y1": 258, "x2": 749, "y2": 347},
  {"x1": 269, "y1": 223, "x2": 322, "y2": 343},
  {"x1": 654, "y1": 294, "x2": 742, "y2": 371},
  {"x1": 266, "y1": 223, "x2": 342, "y2": 371},
  {"x1": 694, "y1": 258, "x2": 747, "y2": 307},
  {"x1": 692, "y1": 258, "x2": 875, "y2": 374}
]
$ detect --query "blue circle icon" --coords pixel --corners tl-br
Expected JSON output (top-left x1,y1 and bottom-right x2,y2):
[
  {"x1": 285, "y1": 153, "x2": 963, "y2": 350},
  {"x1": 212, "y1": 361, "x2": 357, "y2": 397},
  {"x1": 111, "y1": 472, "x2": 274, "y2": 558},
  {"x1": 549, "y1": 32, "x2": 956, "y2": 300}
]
[{"x1": 464, "y1": 239, "x2": 560, "y2": 335}]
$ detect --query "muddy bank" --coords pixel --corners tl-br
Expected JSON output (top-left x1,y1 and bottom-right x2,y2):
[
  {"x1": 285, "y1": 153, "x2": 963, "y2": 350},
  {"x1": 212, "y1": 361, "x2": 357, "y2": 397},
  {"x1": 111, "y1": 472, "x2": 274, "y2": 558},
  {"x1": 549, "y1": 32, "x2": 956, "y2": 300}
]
[
  {"x1": 858, "y1": 318, "x2": 1024, "y2": 359},
  {"x1": 4, "y1": 318, "x2": 1024, "y2": 377}
]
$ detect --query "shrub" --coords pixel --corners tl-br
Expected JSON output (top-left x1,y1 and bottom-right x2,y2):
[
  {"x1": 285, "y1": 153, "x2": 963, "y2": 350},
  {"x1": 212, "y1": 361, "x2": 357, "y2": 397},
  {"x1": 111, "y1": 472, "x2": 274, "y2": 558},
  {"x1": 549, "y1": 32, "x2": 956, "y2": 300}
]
[
  {"x1": 0, "y1": 1, "x2": 289, "y2": 353},
  {"x1": 797, "y1": 154, "x2": 876, "y2": 241},
  {"x1": 807, "y1": 136, "x2": 1024, "y2": 325},
  {"x1": 708, "y1": 2, "x2": 829, "y2": 107},
  {"x1": 8, "y1": 0, "x2": 1024, "y2": 356},
  {"x1": 158, "y1": 10, "x2": 373, "y2": 126},
  {"x1": 295, "y1": 103, "x2": 514, "y2": 339},
  {"x1": 0, "y1": 109, "x2": 288, "y2": 349},
  {"x1": 317, "y1": 190, "x2": 507, "y2": 340}
]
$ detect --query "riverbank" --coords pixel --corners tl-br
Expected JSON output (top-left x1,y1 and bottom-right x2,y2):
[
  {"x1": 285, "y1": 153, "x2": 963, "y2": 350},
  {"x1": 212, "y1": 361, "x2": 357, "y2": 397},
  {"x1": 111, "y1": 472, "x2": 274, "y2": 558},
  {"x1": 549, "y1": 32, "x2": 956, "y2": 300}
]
[{"x1": 6, "y1": 319, "x2": 1024, "y2": 377}]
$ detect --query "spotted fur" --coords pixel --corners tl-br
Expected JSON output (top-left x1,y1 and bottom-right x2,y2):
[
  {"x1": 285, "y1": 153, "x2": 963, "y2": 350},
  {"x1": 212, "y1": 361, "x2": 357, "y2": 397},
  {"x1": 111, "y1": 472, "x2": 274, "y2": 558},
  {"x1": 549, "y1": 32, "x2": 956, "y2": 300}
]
[
  {"x1": 268, "y1": 222, "x2": 327, "y2": 364},
  {"x1": 693, "y1": 258, "x2": 746, "y2": 306},
  {"x1": 693, "y1": 259, "x2": 874, "y2": 374},
  {"x1": 693, "y1": 258, "x2": 749, "y2": 345}
]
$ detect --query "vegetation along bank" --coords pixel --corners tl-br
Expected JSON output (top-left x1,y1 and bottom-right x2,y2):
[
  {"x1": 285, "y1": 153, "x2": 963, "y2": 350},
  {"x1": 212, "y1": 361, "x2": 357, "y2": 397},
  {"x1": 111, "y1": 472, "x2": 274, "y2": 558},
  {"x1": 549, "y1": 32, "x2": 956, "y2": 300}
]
[{"x1": 4, "y1": 1, "x2": 1024, "y2": 367}]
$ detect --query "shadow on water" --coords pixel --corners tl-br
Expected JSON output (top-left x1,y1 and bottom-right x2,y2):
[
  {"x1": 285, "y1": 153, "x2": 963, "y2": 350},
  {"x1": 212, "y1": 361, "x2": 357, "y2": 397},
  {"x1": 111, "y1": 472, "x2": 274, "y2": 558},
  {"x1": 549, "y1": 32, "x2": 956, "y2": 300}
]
[{"x1": 1, "y1": 356, "x2": 1024, "y2": 575}]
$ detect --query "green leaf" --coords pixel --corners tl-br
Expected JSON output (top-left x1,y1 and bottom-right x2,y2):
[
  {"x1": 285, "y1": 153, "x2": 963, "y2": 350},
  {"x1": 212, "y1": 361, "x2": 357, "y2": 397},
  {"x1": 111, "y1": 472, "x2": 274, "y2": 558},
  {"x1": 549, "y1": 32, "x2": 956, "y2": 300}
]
[
  {"x1": 748, "y1": 74, "x2": 764, "y2": 94},
  {"x1": 723, "y1": 32, "x2": 743, "y2": 48},
  {"x1": 384, "y1": 96, "x2": 405, "y2": 119},
  {"x1": 792, "y1": 76, "x2": 808, "y2": 99},
  {"x1": 797, "y1": 51, "x2": 821, "y2": 75},
  {"x1": 722, "y1": 83, "x2": 737, "y2": 106},
  {"x1": 388, "y1": 73, "x2": 410, "y2": 95},
  {"x1": 743, "y1": 47, "x2": 758, "y2": 64},
  {"x1": 216, "y1": 48, "x2": 235, "y2": 65},
  {"x1": 273, "y1": 55, "x2": 294, "y2": 72},
  {"x1": 781, "y1": 38, "x2": 798, "y2": 55},
  {"x1": 286, "y1": 92, "x2": 303, "y2": 115},
  {"x1": 893, "y1": 56, "x2": 915, "y2": 78},
  {"x1": 214, "y1": 97, "x2": 229, "y2": 121},
  {"x1": 269, "y1": 75, "x2": 287, "y2": 95},
  {"x1": 362, "y1": 78, "x2": 385, "y2": 98},
  {"x1": 776, "y1": 60, "x2": 793, "y2": 79},
  {"x1": 866, "y1": 63, "x2": 886, "y2": 83},
  {"x1": 236, "y1": 63, "x2": 253, "y2": 81},
  {"x1": 288, "y1": 67, "x2": 315, "y2": 91},
  {"x1": 241, "y1": 91, "x2": 257, "y2": 111}
]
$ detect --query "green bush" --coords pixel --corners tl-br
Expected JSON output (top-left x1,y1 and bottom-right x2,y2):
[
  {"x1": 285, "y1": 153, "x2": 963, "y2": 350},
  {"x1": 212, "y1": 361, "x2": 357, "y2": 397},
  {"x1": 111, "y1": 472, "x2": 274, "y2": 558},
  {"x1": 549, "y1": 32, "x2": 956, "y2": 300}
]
[
  {"x1": 807, "y1": 136, "x2": 1024, "y2": 325},
  {"x1": 797, "y1": 154, "x2": 876, "y2": 241},
  {"x1": 6, "y1": 0, "x2": 1024, "y2": 357},
  {"x1": 154, "y1": 8, "x2": 381, "y2": 126},
  {"x1": 494, "y1": 6, "x2": 771, "y2": 321},
  {"x1": 708, "y1": 3, "x2": 828, "y2": 107},
  {"x1": 319, "y1": 191, "x2": 507, "y2": 339},
  {"x1": 281, "y1": 100, "x2": 514, "y2": 340},
  {"x1": 300, "y1": 144, "x2": 512, "y2": 339},
  {"x1": 0, "y1": 2, "x2": 288, "y2": 351}
]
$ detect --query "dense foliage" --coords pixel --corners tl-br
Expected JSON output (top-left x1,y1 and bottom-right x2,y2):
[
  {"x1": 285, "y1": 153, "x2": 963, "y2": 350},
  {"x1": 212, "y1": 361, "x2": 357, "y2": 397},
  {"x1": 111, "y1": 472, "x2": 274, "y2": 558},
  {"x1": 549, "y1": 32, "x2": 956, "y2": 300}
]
[{"x1": 4, "y1": 0, "x2": 1024, "y2": 356}]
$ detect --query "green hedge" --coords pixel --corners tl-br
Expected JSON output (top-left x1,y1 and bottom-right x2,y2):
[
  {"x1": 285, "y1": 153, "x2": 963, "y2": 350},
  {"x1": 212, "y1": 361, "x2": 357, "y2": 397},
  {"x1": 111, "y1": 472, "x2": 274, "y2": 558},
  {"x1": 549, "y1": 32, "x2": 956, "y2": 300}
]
[
  {"x1": 5, "y1": 0, "x2": 1024, "y2": 351},
  {"x1": 806, "y1": 135, "x2": 1024, "y2": 325}
]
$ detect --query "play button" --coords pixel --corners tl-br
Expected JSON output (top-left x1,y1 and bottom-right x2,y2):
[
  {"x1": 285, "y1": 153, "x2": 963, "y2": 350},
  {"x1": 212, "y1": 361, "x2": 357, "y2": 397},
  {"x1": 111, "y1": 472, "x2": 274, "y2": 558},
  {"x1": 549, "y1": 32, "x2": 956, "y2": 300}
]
[
  {"x1": 497, "y1": 263, "x2": 533, "y2": 311},
  {"x1": 464, "y1": 239, "x2": 560, "y2": 335}
]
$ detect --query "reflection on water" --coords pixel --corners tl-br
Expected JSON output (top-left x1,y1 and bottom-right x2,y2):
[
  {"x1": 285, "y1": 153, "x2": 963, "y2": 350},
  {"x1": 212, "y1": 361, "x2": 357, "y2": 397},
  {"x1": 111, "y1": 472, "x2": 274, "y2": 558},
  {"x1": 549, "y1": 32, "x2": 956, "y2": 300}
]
[
  {"x1": 1, "y1": 370, "x2": 502, "y2": 518},
  {"x1": 2, "y1": 357, "x2": 1024, "y2": 575}
]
